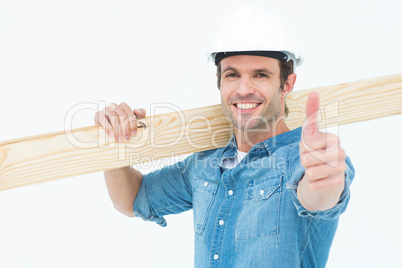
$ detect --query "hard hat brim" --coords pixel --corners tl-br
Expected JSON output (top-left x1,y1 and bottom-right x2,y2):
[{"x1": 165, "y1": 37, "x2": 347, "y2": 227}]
[{"x1": 213, "y1": 51, "x2": 290, "y2": 65}]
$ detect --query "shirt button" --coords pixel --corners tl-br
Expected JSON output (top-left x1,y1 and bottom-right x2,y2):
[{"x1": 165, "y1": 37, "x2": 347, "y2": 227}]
[
  {"x1": 228, "y1": 190, "x2": 233, "y2": 196},
  {"x1": 204, "y1": 182, "x2": 208, "y2": 187},
  {"x1": 213, "y1": 254, "x2": 219, "y2": 260},
  {"x1": 219, "y1": 220, "x2": 224, "y2": 226},
  {"x1": 260, "y1": 189, "x2": 264, "y2": 196}
]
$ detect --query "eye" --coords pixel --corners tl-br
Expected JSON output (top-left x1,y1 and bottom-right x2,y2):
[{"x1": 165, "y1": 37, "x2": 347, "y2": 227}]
[
  {"x1": 225, "y1": 72, "x2": 239, "y2": 78},
  {"x1": 255, "y1": 73, "x2": 268, "y2": 78}
]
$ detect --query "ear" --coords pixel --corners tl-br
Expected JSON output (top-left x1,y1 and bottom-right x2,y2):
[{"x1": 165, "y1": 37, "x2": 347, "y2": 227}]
[{"x1": 282, "y1": 73, "x2": 297, "y2": 98}]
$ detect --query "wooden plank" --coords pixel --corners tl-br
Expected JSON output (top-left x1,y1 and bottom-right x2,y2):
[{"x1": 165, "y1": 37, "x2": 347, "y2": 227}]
[{"x1": 0, "y1": 73, "x2": 401, "y2": 191}]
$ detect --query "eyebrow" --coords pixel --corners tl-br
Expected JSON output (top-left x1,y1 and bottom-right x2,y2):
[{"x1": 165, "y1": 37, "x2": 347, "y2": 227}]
[
  {"x1": 222, "y1": 66, "x2": 238, "y2": 74},
  {"x1": 221, "y1": 66, "x2": 274, "y2": 76}
]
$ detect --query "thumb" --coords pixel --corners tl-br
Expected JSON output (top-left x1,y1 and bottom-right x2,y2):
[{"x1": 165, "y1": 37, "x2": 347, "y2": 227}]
[
  {"x1": 303, "y1": 91, "x2": 320, "y2": 136},
  {"x1": 134, "y1": 108, "x2": 146, "y2": 119}
]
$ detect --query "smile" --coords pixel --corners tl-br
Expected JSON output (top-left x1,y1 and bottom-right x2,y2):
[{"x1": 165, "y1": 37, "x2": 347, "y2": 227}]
[{"x1": 234, "y1": 102, "x2": 261, "y2": 110}]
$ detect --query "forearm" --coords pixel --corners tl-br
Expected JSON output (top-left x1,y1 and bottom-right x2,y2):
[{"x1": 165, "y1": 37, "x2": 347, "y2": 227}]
[
  {"x1": 297, "y1": 174, "x2": 344, "y2": 212},
  {"x1": 104, "y1": 166, "x2": 143, "y2": 217}
]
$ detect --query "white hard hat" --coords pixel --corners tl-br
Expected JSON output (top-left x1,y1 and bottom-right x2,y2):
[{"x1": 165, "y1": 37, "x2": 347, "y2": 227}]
[{"x1": 208, "y1": 3, "x2": 303, "y2": 71}]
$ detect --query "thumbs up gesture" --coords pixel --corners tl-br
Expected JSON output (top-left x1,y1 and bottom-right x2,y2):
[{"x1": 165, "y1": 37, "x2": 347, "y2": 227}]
[{"x1": 297, "y1": 91, "x2": 347, "y2": 211}]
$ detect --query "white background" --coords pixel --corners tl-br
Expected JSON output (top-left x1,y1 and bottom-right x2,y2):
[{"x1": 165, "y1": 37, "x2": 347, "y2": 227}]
[{"x1": 0, "y1": 0, "x2": 401, "y2": 267}]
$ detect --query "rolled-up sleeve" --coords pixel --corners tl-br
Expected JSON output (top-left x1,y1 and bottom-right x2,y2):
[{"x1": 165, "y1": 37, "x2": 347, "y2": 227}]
[
  {"x1": 287, "y1": 154, "x2": 355, "y2": 220},
  {"x1": 133, "y1": 156, "x2": 193, "y2": 227}
]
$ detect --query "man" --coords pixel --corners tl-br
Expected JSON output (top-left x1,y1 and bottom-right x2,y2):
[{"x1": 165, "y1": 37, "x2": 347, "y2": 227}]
[{"x1": 94, "y1": 4, "x2": 354, "y2": 267}]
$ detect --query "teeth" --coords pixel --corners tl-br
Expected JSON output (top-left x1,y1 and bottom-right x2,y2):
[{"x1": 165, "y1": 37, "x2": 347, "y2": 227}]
[{"x1": 236, "y1": 103, "x2": 258, "y2": 110}]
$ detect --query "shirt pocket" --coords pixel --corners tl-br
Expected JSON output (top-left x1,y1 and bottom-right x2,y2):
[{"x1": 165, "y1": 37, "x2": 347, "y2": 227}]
[
  {"x1": 235, "y1": 172, "x2": 283, "y2": 240},
  {"x1": 192, "y1": 177, "x2": 218, "y2": 236}
]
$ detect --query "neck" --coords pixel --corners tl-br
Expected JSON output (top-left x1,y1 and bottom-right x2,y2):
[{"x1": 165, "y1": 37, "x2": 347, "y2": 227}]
[{"x1": 234, "y1": 120, "x2": 290, "y2": 152}]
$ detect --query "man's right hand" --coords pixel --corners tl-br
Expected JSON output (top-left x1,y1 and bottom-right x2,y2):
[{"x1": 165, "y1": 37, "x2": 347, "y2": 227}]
[
  {"x1": 94, "y1": 102, "x2": 146, "y2": 143},
  {"x1": 95, "y1": 103, "x2": 146, "y2": 216}
]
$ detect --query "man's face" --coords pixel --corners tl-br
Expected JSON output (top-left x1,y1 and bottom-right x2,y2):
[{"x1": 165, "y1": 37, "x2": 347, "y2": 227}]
[{"x1": 219, "y1": 55, "x2": 285, "y2": 131}]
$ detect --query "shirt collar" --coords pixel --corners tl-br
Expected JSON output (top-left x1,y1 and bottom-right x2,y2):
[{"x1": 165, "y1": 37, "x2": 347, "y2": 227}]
[
  {"x1": 218, "y1": 127, "x2": 302, "y2": 165},
  {"x1": 261, "y1": 127, "x2": 302, "y2": 155},
  {"x1": 218, "y1": 135, "x2": 238, "y2": 168}
]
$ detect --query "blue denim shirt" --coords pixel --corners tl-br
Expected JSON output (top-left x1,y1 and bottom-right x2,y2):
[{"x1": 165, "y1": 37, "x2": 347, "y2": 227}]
[{"x1": 133, "y1": 127, "x2": 355, "y2": 267}]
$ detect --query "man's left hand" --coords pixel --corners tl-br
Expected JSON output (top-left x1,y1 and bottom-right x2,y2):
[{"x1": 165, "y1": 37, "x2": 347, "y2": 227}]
[{"x1": 297, "y1": 91, "x2": 346, "y2": 211}]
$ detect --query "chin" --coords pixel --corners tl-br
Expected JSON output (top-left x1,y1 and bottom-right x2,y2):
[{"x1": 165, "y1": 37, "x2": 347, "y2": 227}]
[{"x1": 234, "y1": 119, "x2": 267, "y2": 131}]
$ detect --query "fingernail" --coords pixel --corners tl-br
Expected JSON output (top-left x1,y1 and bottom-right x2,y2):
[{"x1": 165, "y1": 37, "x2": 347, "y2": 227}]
[
  {"x1": 118, "y1": 136, "x2": 123, "y2": 143},
  {"x1": 125, "y1": 136, "x2": 130, "y2": 142},
  {"x1": 109, "y1": 131, "x2": 114, "y2": 137},
  {"x1": 131, "y1": 131, "x2": 136, "y2": 136}
]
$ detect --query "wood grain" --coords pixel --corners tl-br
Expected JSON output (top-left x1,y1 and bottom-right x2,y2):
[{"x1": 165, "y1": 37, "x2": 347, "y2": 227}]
[{"x1": 1, "y1": 73, "x2": 401, "y2": 191}]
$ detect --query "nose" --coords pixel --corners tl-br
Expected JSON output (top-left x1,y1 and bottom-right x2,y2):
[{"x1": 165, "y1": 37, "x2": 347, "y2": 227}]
[{"x1": 236, "y1": 76, "x2": 255, "y2": 96}]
